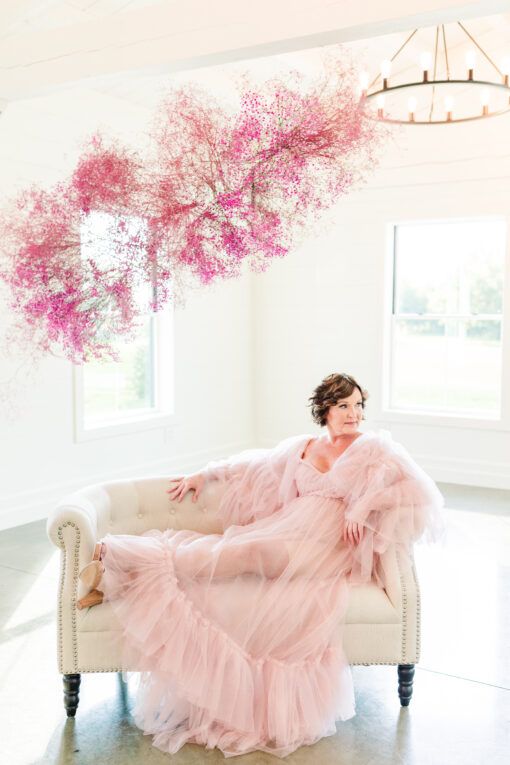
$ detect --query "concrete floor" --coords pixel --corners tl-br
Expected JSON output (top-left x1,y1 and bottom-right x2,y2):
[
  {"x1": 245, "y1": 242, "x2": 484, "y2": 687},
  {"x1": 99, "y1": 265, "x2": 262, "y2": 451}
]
[{"x1": 1, "y1": 481, "x2": 509, "y2": 765}]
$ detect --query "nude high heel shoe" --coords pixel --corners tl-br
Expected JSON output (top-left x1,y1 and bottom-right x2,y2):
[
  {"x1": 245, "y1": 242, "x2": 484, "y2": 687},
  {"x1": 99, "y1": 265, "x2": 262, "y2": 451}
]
[
  {"x1": 76, "y1": 542, "x2": 106, "y2": 610},
  {"x1": 76, "y1": 589, "x2": 104, "y2": 610}
]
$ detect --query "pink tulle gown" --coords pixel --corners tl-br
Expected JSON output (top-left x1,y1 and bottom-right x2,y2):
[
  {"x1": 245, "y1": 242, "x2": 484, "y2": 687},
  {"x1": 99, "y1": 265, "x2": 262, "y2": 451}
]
[{"x1": 98, "y1": 431, "x2": 444, "y2": 758}]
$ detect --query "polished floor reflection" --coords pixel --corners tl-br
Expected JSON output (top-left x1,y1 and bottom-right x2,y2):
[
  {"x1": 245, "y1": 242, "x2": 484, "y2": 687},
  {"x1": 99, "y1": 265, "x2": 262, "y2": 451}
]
[{"x1": 0, "y1": 481, "x2": 508, "y2": 765}]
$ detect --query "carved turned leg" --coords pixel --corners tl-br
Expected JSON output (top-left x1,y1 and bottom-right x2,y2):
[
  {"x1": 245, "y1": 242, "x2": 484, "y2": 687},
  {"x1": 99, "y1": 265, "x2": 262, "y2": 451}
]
[
  {"x1": 397, "y1": 664, "x2": 415, "y2": 706},
  {"x1": 63, "y1": 673, "x2": 81, "y2": 717}
]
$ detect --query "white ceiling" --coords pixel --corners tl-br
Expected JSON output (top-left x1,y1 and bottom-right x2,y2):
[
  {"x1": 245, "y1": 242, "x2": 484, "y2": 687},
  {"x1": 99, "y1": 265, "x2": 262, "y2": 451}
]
[
  {"x1": 0, "y1": 1, "x2": 163, "y2": 39},
  {"x1": 1, "y1": 2, "x2": 510, "y2": 120}
]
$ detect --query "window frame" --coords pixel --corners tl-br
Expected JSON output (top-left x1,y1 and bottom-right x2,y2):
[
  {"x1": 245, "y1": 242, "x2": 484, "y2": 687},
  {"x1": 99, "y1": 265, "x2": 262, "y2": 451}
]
[
  {"x1": 381, "y1": 215, "x2": 510, "y2": 432},
  {"x1": 73, "y1": 304, "x2": 175, "y2": 443}
]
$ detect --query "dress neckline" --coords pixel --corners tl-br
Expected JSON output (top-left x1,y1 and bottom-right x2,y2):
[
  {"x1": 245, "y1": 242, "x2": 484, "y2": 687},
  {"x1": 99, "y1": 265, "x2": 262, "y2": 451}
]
[{"x1": 300, "y1": 433, "x2": 366, "y2": 475}]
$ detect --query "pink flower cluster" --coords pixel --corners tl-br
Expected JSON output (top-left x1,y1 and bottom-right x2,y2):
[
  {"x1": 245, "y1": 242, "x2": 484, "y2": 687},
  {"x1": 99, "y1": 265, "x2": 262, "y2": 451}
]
[{"x1": 0, "y1": 53, "x2": 387, "y2": 362}]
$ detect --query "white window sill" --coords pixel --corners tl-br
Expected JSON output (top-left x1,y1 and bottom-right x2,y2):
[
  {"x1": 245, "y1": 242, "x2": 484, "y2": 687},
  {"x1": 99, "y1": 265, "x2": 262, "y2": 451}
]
[
  {"x1": 75, "y1": 411, "x2": 176, "y2": 442},
  {"x1": 377, "y1": 408, "x2": 510, "y2": 432}
]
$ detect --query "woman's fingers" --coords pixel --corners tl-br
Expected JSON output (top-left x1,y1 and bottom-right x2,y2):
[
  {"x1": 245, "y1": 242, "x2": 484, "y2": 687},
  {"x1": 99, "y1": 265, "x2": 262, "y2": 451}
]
[
  {"x1": 344, "y1": 520, "x2": 364, "y2": 545},
  {"x1": 178, "y1": 484, "x2": 189, "y2": 502},
  {"x1": 167, "y1": 476, "x2": 184, "y2": 493},
  {"x1": 168, "y1": 478, "x2": 203, "y2": 505}
]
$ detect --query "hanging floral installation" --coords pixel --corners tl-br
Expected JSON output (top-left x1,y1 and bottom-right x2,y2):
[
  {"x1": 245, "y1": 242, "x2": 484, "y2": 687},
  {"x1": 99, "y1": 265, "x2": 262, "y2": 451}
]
[{"x1": 0, "y1": 52, "x2": 388, "y2": 365}]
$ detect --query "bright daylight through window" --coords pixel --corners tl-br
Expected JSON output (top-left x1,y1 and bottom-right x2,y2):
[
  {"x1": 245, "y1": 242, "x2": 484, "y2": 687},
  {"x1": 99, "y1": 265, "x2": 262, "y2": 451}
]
[
  {"x1": 77, "y1": 210, "x2": 171, "y2": 433},
  {"x1": 390, "y1": 217, "x2": 505, "y2": 418}
]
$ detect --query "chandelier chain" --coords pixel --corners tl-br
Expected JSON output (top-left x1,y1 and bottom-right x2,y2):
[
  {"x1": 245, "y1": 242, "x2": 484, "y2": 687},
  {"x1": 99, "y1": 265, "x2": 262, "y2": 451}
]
[
  {"x1": 429, "y1": 26, "x2": 441, "y2": 122},
  {"x1": 368, "y1": 28, "x2": 418, "y2": 91},
  {"x1": 442, "y1": 24, "x2": 451, "y2": 80},
  {"x1": 457, "y1": 21, "x2": 502, "y2": 77}
]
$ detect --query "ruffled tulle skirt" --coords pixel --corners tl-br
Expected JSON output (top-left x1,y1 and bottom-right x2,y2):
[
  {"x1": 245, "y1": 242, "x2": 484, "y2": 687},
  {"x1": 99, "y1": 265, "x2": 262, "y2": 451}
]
[{"x1": 100, "y1": 491, "x2": 363, "y2": 758}]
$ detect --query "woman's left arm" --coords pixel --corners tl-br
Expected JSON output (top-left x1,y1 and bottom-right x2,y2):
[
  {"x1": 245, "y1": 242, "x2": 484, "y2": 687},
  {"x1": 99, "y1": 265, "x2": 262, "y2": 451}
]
[{"x1": 342, "y1": 442, "x2": 445, "y2": 548}]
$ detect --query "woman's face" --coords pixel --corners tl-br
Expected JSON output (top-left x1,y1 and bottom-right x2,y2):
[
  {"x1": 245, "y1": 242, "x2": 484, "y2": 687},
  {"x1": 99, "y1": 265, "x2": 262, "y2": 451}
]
[{"x1": 325, "y1": 389, "x2": 363, "y2": 435}]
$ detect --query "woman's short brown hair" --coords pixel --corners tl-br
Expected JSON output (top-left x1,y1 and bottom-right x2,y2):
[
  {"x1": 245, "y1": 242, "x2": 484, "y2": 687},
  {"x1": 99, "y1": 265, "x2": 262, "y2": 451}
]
[{"x1": 308, "y1": 373, "x2": 369, "y2": 427}]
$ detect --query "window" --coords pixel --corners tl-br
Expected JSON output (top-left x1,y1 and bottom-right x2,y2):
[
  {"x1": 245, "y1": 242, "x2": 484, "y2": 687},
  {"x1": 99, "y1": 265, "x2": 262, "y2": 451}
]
[
  {"x1": 388, "y1": 217, "x2": 505, "y2": 419},
  {"x1": 73, "y1": 211, "x2": 174, "y2": 441}
]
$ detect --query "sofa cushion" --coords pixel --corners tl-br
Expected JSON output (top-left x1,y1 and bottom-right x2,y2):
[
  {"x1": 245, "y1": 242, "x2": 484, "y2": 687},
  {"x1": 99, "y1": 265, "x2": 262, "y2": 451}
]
[{"x1": 78, "y1": 578, "x2": 399, "y2": 634}]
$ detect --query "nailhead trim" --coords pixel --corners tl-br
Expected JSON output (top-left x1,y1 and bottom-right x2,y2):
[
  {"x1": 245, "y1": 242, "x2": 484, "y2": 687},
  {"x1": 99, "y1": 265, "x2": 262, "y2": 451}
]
[
  {"x1": 77, "y1": 666, "x2": 124, "y2": 673},
  {"x1": 56, "y1": 521, "x2": 80, "y2": 674},
  {"x1": 395, "y1": 549, "x2": 408, "y2": 663},
  {"x1": 412, "y1": 557, "x2": 421, "y2": 662},
  {"x1": 351, "y1": 661, "x2": 403, "y2": 666},
  {"x1": 55, "y1": 520, "x2": 420, "y2": 674}
]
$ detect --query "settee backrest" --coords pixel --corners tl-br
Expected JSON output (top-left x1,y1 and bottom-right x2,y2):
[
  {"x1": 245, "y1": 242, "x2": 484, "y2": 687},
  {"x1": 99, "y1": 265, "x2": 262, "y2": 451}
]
[{"x1": 71, "y1": 475, "x2": 226, "y2": 537}]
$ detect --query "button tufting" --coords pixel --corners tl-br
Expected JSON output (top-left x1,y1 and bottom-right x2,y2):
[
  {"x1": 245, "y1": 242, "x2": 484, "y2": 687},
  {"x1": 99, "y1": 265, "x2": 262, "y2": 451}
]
[
  {"x1": 169, "y1": 508, "x2": 176, "y2": 515},
  {"x1": 201, "y1": 506, "x2": 208, "y2": 513},
  {"x1": 137, "y1": 513, "x2": 143, "y2": 519}
]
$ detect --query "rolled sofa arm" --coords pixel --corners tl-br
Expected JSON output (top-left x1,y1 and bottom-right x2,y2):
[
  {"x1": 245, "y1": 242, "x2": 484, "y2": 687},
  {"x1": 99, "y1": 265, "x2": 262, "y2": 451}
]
[
  {"x1": 46, "y1": 486, "x2": 112, "y2": 673},
  {"x1": 47, "y1": 484, "x2": 113, "y2": 556},
  {"x1": 378, "y1": 544, "x2": 421, "y2": 665}
]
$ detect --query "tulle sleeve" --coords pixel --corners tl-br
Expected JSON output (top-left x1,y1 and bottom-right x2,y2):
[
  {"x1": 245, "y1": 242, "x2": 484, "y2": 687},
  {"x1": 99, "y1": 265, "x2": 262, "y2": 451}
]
[
  {"x1": 202, "y1": 448, "x2": 271, "y2": 484},
  {"x1": 201, "y1": 435, "x2": 308, "y2": 530},
  {"x1": 341, "y1": 432, "x2": 446, "y2": 585}
]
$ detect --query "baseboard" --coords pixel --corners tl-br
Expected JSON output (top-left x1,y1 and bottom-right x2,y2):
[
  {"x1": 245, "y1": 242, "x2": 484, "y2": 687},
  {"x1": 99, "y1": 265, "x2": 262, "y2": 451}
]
[
  {"x1": 0, "y1": 441, "x2": 250, "y2": 531},
  {"x1": 412, "y1": 452, "x2": 510, "y2": 491}
]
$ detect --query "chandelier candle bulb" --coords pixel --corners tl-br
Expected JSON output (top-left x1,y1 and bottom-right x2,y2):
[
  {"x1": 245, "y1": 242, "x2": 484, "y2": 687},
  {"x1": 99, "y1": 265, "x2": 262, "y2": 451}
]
[
  {"x1": 466, "y1": 51, "x2": 475, "y2": 80},
  {"x1": 359, "y1": 71, "x2": 369, "y2": 97},
  {"x1": 501, "y1": 57, "x2": 510, "y2": 86},
  {"x1": 408, "y1": 96, "x2": 417, "y2": 122},
  {"x1": 481, "y1": 87, "x2": 489, "y2": 115},
  {"x1": 444, "y1": 95, "x2": 454, "y2": 121},
  {"x1": 420, "y1": 52, "x2": 431, "y2": 82},
  {"x1": 376, "y1": 93, "x2": 385, "y2": 118},
  {"x1": 381, "y1": 59, "x2": 391, "y2": 89}
]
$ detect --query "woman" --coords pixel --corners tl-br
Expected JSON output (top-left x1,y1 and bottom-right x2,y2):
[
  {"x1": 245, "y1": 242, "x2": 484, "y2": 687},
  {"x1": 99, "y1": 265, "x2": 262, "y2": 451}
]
[{"x1": 77, "y1": 372, "x2": 445, "y2": 758}]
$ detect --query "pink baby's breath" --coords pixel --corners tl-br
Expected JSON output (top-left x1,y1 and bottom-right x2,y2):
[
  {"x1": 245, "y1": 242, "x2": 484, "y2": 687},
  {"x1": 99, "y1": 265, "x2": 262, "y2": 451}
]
[{"x1": 0, "y1": 51, "x2": 388, "y2": 366}]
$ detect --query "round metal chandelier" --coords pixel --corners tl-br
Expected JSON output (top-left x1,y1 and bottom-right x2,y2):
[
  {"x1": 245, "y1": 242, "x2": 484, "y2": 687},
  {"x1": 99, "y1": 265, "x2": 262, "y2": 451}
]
[{"x1": 362, "y1": 21, "x2": 510, "y2": 124}]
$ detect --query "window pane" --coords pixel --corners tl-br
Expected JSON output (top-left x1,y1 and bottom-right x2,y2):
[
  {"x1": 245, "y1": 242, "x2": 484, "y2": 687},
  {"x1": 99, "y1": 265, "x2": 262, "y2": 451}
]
[
  {"x1": 392, "y1": 318, "x2": 447, "y2": 409},
  {"x1": 395, "y1": 219, "x2": 505, "y2": 315},
  {"x1": 445, "y1": 319, "x2": 502, "y2": 412},
  {"x1": 83, "y1": 315, "x2": 155, "y2": 424},
  {"x1": 391, "y1": 218, "x2": 505, "y2": 419},
  {"x1": 79, "y1": 209, "x2": 157, "y2": 426},
  {"x1": 392, "y1": 317, "x2": 501, "y2": 415}
]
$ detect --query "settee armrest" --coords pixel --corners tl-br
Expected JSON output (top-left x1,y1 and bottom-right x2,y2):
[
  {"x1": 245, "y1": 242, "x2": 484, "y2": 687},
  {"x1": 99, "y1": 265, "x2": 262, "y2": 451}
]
[
  {"x1": 47, "y1": 484, "x2": 112, "y2": 560},
  {"x1": 46, "y1": 487, "x2": 113, "y2": 673},
  {"x1": 377, "y1": 544, "x2": 421, "y2": 664}
]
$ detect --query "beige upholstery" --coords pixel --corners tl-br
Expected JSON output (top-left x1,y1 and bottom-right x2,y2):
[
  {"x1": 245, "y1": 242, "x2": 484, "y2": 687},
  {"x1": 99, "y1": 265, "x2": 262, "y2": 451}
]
[{"x1": 46, "y1": 476, "x2": 420, "y2": 676}]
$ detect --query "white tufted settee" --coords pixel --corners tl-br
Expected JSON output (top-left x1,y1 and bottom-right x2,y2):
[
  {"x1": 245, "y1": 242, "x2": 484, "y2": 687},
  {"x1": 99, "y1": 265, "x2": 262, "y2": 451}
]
[{"x1": 46, "y1": 475, "x2": 421, "y2": 717}]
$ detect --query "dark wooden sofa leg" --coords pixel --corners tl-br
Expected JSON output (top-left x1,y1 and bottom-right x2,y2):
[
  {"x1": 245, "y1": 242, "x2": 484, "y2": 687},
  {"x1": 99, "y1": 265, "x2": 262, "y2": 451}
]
[
  {"x1": 398, "y1": 664, "x2": 415, "y2": 706},
  {"x1": 63, "y1": 673, "x2": 81, "y2": 717}
]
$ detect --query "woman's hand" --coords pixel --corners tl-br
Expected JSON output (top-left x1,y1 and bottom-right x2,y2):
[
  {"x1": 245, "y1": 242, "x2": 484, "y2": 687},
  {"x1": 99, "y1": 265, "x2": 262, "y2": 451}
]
[
  {"x1": 343, "y1": 518, "x2": 364, "y2": 545},
  {"x1": 167, "y1": 473, "x2": 206, "y2": 504}
]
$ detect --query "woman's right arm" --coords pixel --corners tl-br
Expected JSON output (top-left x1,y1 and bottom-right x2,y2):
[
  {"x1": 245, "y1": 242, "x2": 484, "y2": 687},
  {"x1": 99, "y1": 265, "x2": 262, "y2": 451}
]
[
  {"x1": 166, "y1": 437, "x2": 300, "y2": 507},
  {"x1": 166, "y1": 453, "x2": 242, "y2": 504}
]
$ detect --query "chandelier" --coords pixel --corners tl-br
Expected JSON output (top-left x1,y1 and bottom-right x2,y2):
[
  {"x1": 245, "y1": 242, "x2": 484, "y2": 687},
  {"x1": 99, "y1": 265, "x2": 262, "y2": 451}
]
[{"x1": 361, "y1": 21, "x2": 510, "y2": 124}]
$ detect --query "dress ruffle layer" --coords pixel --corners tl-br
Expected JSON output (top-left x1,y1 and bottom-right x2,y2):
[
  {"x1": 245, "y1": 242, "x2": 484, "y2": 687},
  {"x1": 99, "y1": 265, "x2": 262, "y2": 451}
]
[{"x1": 101, "y1": 529, "x2": 355, "y2": 758}]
